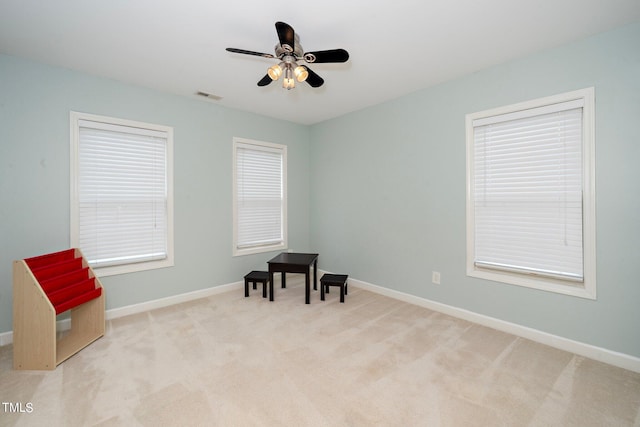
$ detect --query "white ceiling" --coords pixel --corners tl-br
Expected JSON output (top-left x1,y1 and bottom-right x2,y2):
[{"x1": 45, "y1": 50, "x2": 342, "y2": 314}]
[{"x1": 1, "y1": 1, "x2": 639, "y2": 125}]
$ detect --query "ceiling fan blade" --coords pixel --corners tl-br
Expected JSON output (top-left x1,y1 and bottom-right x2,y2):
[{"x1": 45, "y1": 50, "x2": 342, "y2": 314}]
[
  {"x1": 303, "y1": 49, "x2": 349, "y2": 63},
  {"x1": 303, "y1": 66, "x2": 324, "y2": 88},
  {"x1": 275, "y1": 21, "x2": 295, "y2": 53},
  {"x1": 226, "y1": 48, "x2": 275, "y2": 59},
  {"x1": 257, "y1": 74, "x2": 273, "y2": 87}
]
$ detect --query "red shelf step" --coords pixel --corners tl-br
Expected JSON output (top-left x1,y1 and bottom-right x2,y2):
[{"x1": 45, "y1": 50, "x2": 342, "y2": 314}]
[
  {"x1": 53, "y1": 287, "x2": 102, "y2": 315},
  {"x1": 24, "y1": 249, "x2": 76, "y2": 270},
  {"x1": 29, "y1": 257, "x2": 84, "y2": 282},
  {"x1": 40, "y1": 267, "x2": 90, "y2": 294}
]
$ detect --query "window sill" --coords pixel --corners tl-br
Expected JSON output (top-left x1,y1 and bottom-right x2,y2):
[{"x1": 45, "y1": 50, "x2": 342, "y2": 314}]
[
  {"x1": 92, "y1": 257, "x2": 174, "y2": 277},
  {"x1": 233, "y1": 242, "x2": 286, "y2": 257},
  {"x1": 467, "y1": 265, "x2": 596, "y2": 300}
]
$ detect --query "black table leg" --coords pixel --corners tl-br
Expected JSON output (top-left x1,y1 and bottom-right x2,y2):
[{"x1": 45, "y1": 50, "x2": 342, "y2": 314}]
[
  {"x1": 269, "y1": 271, "x2": 274, "y2": 301},
  {"x1": 281, "y1": 272, "x2": 286, "y2": 288},
  {"x1": 313, "y1": 259, "x2": 317, "y2": 291},
  {"x1": 305, "y1": 272, "x2": 310, "y2": 304}
]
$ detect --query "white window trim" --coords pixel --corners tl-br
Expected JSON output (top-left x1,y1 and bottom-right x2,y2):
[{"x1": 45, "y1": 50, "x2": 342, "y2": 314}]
[
  {"x1": 232, "y1": 137, "x2": 288, "y2": 257},
  {"x1": 465, "y1": 88, "x2": 596, "y2": 299},
  {"x1": 70, "y1": 111, "x2": 174, "y2": 277}
]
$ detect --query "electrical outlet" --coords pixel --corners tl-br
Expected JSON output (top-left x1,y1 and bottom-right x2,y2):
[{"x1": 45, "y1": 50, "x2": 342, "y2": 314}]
[{"x1": 432, "y1": 271, "x2": 441, "y2": 285}]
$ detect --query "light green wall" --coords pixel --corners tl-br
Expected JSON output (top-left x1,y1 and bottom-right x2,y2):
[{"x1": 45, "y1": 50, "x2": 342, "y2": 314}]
[
  {"x1": 309, "y1": 23, "x2": 640, "y2": 358},
  {"x1": 0, "y1": 54, "x2": 311, "y2": 332}
]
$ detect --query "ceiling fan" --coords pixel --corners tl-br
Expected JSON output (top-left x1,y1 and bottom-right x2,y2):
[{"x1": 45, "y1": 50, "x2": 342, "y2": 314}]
[{"x1": 226, "y1": 21, "x2": 349, "y2": 90}]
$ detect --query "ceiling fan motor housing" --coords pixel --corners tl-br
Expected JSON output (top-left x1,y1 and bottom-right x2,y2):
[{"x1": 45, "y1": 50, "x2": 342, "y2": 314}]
[{"x1": 275, "y1": 36, "x2": 304, "y2": 59}]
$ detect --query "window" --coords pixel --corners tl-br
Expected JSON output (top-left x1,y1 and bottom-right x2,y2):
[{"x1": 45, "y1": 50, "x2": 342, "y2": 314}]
[
  {"x1": 466, "y1": 88, "x2": 596, "y2": 299},
  {"x1": 233, "y1": 137, "x2": 287, "y2": 256},
  {"x1": 70, "y1": 112, "x2": 174, "y2": 276}
]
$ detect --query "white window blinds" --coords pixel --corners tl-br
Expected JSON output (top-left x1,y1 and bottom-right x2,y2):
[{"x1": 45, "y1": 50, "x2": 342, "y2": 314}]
[
  {"x1": 472, "y1": 99, "x2": 584, "y2": 282},
  {"x1": 76, "y1": 119, "x2": 169, "y2": 268},
  {"x1": 234, "y1": 140, "x2": 286, "y2": 253}
]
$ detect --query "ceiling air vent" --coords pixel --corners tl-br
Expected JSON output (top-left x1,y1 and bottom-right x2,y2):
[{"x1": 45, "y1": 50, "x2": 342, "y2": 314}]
[{"x1": 196, "y1": 91, "x2": 223, "y2": 101}]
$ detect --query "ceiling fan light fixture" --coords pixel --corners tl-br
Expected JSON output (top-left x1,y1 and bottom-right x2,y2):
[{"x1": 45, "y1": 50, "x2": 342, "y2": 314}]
[
  {"x1": 268, "y1": 63, "x2": 283, "y2": 80},
  {"x1": 293, "y1": 65, "x2": 308, "y2": 82},
  {"x1": 283, "y1": 65, "x2": 295, "y2": 89},
  {"x1": 283, "y1": 77, "x2": 295, "y2": 90}
]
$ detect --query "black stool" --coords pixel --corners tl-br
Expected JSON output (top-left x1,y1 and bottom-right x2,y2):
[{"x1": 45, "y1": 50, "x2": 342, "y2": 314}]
[
  {"x1": 320, "y1": 274, "x2": 349, "y2": 303},
  {"x1": 244, "y1": 271, "x2": 270, "y2": 298}
]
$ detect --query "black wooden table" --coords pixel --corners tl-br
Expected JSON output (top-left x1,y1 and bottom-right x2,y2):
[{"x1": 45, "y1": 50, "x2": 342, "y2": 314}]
[{"x1": 267, "y1": 252, "x2": 318, "y2": 304}]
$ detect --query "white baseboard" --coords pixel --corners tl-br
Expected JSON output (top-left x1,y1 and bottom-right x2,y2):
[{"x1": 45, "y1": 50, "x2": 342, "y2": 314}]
[
  {"x1": 2, "y1": 274, "x2": 638, "y2": 373},
  {"x1": 0, "y1": 330, "x2": 12, "y2": 347},
  {"x1": 0, "y1": 281, "x2": 243, "y2": 348},
  {"x1": 346, "y1": 275, "x2": 640, "y2": 374},
  {"x1": 104, "y1": 280, "x2": 243, "y2": 320}
]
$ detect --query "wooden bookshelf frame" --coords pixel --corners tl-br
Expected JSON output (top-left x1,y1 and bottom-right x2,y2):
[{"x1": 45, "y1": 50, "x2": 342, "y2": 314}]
[{"x1": 12, "y1": 249, "x2": 105, "y2": 370}]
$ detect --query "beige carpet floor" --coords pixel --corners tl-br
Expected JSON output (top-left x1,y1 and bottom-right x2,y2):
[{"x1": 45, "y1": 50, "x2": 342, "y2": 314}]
[{"x1": 1, "y1": 276, "x2": 640, "y2": 426}]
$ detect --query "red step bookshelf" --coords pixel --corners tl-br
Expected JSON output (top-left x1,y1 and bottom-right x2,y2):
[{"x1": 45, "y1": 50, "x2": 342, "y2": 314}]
[{"x1": 13, "y1": 248, "x2": 105, "y2": 370}]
